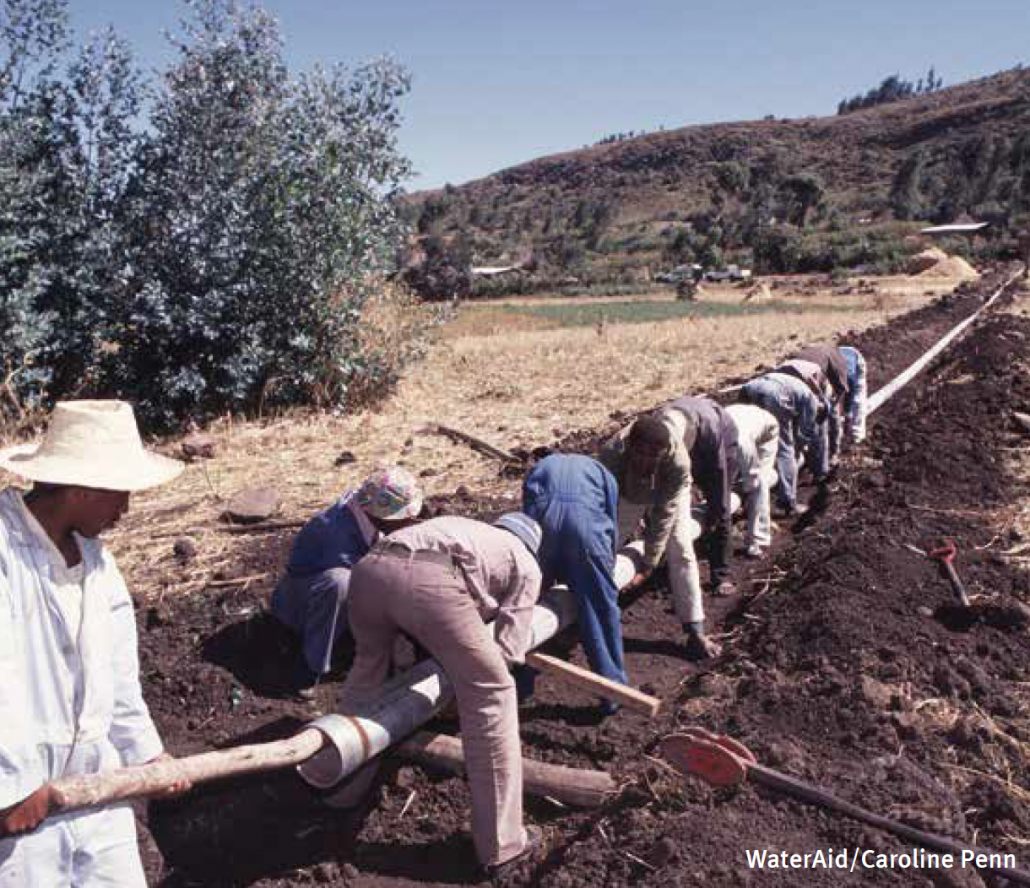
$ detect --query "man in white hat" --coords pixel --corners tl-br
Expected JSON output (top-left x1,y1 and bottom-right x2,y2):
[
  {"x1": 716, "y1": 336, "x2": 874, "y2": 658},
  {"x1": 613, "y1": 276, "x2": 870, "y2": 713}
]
[
  {"x1": 271, "y1": 466, "x2": 424, "y2": 699},
  {"x1": 0, "y1": 400, "x2": 187, "y2": 887}
]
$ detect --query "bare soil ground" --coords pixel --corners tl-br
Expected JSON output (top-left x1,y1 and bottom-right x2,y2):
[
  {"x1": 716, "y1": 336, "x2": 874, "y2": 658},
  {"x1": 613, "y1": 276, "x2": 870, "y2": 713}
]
[{"x1": 22, "y1": 269, "x2": 1030, "y2": 887}]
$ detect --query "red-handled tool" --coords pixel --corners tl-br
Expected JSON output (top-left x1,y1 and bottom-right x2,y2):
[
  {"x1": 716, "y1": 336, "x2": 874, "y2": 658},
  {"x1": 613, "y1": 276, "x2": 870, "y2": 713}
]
[{"x1": 929, "y1": 540, "x2": 971, "y2": 607}]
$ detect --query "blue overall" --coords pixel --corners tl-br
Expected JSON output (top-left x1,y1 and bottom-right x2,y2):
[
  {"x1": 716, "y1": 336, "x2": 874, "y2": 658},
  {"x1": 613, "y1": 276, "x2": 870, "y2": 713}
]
[
  {"x1": 271, "y1": 494, "x2": 372, "y2": 674},
  {"x1": 522, "y1": 454, "x2": 628, "y2": 690}
]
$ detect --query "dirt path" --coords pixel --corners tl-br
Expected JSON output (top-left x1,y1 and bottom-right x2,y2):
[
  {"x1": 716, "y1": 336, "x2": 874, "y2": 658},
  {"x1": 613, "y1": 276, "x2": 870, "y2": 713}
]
[{"x1": 136, "y1": 270, "x2": 1030, "y2": 887}]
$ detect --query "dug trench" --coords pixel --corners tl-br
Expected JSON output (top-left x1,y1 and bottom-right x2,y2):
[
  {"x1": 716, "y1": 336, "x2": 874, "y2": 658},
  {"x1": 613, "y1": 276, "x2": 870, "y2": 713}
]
[{"x1": 136, "y1": 268, "x2": 1030, "y2": 887}]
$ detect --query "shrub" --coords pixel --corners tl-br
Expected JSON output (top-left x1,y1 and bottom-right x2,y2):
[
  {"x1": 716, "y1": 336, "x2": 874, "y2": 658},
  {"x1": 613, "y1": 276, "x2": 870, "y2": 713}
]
[{"x1": 0, "y1": 0, "x2": 414, "y2": 431}]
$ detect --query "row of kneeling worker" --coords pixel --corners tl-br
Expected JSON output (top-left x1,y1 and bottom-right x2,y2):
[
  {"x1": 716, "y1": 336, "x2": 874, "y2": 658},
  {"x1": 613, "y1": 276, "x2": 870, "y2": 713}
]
[{"x1": 0, "y1": 343, "x2": 867, "y2": 884}]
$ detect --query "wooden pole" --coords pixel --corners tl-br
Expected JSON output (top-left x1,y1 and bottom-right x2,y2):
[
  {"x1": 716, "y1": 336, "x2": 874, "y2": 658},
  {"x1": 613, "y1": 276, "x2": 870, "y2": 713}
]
[
  {"x1": 398, "y1": 731, "x2": 615, "y2": 808},
  {"x1": 525, "y1": 651, "x2": 662, "y2": 717},
  {"x1": 49, "y1": 729, "x2": 326, "y2": 814},
  {"x1": 426, "y1": 424, "x2": 517, "y2": 463}
]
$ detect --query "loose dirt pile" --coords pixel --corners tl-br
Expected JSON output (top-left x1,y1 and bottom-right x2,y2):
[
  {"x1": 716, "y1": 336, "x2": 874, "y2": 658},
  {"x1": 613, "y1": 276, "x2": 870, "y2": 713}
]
[
  {"x1": 133, "y1": 270, "x2": 1029, "y2": 887},
  {"x1": 908, "y1": 247, "x2": 980, "y2": 280}
]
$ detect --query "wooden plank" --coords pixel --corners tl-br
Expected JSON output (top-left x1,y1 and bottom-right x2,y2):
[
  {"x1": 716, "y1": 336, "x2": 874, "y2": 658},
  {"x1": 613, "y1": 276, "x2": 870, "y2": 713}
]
[
  {"x1": 398, "y1": 731, "x2": 615, "y2": 808},
  {"x1": 525, "y1": 651, "x2": 662, "y2": 717}
]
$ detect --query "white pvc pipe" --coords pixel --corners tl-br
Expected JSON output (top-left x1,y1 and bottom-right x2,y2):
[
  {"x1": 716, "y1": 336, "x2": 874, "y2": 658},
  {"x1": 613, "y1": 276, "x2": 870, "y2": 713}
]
[
  {"x1": 298, "y1": 585, "x2": 581, "y2": 788},
  {"x1": 867, "y1": 270, "x2": 1021, "y2": 414}
]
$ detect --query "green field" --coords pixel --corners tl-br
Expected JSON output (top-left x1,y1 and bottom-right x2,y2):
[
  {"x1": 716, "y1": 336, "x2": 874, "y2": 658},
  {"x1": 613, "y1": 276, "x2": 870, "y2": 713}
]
[{"x1": 498, "y1": 299, "x2": 853, "y2": 327}]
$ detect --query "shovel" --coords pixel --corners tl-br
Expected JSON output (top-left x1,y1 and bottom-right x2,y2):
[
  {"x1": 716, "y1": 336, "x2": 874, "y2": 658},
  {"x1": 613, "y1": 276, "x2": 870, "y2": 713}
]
[
  {"x1": 929, "y1": 540, "x2": 971, "y2": 607},
  {"x1": 660, "y1": 728, "x2": 1030, "y2": 885}
]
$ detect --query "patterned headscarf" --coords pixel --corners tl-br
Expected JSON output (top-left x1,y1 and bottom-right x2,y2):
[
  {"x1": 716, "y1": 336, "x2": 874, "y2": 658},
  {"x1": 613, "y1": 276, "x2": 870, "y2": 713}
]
[{"x1": 355, "y1": 467, "x2": 423, "y2": 521}]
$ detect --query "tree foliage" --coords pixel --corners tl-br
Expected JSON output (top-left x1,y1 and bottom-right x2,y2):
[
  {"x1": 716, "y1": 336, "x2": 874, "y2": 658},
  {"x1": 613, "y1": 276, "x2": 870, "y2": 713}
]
[
  {"x1": 837, "y1": 67, "x2": 943, "y2": 115},
  {"x1": 0, "y1": 0, "x2": 413, "y2": 430}
]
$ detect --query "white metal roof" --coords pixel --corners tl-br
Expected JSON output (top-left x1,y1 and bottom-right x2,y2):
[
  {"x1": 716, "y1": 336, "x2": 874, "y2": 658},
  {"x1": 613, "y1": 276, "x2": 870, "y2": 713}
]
[
  {"x1": 471, "y1": 265, "x2": 520, "y2": 276},
  {"x1": 920, "y1": 222, "x2": 990, "y2": 234}
]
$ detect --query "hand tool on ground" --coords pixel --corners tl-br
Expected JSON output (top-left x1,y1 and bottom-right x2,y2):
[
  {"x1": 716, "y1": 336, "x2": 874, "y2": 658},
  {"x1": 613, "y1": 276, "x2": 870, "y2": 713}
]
[
  {"x1": 525, "y1": 651, "x2": 662, "y2": 717},
  {"x1": 660, "y1": 728, "x2": 1030, "y2": 885},
  {"x1": 929, "y1": 539, "x2": 971, "y2": 607}
]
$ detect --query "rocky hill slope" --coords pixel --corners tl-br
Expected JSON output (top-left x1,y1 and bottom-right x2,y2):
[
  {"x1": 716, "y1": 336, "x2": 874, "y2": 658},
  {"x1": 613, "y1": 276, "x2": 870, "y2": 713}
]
[{"x1": 405, "y1": 68, "x2": 1030, "y2": 286}]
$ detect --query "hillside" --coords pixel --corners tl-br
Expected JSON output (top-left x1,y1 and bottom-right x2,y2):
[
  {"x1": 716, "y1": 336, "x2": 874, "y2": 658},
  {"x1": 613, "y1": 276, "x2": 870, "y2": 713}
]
[{"x1": 405, "y1": 67, "x2": 1030, "y2": 289}]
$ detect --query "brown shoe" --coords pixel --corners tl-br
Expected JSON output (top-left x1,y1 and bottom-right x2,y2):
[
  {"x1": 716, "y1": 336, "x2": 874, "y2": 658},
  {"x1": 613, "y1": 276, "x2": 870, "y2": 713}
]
[{"x1": 485, "y1": 825, "x2": 545, "y2": 879}]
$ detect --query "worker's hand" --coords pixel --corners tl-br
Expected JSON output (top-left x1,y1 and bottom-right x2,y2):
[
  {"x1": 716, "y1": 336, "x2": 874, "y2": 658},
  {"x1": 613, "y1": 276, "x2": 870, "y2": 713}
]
[
  {"x1": 620, "y1": 568, "x2": 653, "y2": 592},
  {"x1": 146, "y1": 752, "x2": 191, "y2": 797},
  {"x1": 0, "y1": 783, "x2": 53, "y2": 837}
]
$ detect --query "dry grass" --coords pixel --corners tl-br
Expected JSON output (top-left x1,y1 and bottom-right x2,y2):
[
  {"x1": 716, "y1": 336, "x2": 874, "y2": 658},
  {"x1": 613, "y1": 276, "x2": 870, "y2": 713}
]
[{"x1": 0, "y1": 274, "x2": 966, "y2": 598}]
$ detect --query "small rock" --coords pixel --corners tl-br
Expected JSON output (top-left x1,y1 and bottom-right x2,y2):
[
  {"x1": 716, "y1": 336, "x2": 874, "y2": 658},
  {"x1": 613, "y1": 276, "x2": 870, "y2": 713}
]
[
  {"x1": 172, "y1": 538, "x2": 197, "y2": 563},
  {"x1": 419, "y1": 468, "x2": 439, "y2": 477},
  {"x1": 223, "y1": 487, "x2": 282, "y2": 523},
  {"x1": 341, "y1": 863, "x2": 359, "y2": 880},
  {"x1": 333, "y1": 450, "x2": 356, "y2": 466},
  {"x1": 181, "y1": 432, "x2": 216, "y2": 460},
  {"x1": 647, "y1": 836, "x2": 679, "y2": 867},
  {"x1": 765, "y1": 740, "x2": 803, "y2": 772},
  {"x1": 1012, "y1": 412, "x2": 1030, "y2": 434},
  {"x1": 917, "y1": 605, "x2": 934, "y2": 618},
  {"x1": 455, "y1": 485, "x2": 471, "y2": 499},
  {"x1": 860, "y1": 675, "x2": 894, "y2": 709}
]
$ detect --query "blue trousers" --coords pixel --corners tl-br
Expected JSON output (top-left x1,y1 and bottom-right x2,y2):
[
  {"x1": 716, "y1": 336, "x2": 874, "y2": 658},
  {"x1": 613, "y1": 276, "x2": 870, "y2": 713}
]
[
  {"x1": 271, "y1": 567, "x2": 351, "y2": 674},
  {"x1": 743, "y1": 379, "x2": 803, "y2": 510},
  {"x1": 524, "y1": 455, "x2": 627, "y2": 689}
]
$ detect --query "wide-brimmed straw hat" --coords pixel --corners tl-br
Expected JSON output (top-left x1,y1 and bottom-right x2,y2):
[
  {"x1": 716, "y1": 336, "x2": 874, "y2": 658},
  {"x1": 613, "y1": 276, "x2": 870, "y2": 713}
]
[{"x1": 0, "y1": 400, "x2": 184, "y2": 492}]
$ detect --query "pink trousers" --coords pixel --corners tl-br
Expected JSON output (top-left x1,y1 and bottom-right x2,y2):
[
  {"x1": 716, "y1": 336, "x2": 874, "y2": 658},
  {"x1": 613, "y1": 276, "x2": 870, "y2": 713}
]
[{"x1": 339, "y1": 549, "x2": 527, "y2": 866}]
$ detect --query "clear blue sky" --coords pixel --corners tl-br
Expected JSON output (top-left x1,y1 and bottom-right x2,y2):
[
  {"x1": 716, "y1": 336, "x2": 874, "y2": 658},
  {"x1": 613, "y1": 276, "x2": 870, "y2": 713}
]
[{"x1": 66, "y1": 1, "x2": 1029, "y2": 191}]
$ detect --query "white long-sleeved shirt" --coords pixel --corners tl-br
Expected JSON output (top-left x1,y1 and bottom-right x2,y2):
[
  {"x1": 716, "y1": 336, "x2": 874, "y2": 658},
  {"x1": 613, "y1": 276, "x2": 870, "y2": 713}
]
[{"x1": 0, "y1": 488, "x2": 163, "y2": 809}]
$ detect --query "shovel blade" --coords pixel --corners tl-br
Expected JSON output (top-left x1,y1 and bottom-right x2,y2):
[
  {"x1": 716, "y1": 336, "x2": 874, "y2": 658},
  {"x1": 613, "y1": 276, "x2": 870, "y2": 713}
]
[{"x1": 660, "y1": 734, "x2": 749, "y2": 788}]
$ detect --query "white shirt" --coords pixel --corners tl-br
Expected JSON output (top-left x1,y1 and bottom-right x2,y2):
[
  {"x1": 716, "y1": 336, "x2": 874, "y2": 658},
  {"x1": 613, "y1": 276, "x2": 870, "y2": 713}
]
[
  {"x1": 0, "y1": 488, "x2": 163, "y2": 808},
  {"x1": 13, "y1": 493, "x2": 85, "y2": 637}
]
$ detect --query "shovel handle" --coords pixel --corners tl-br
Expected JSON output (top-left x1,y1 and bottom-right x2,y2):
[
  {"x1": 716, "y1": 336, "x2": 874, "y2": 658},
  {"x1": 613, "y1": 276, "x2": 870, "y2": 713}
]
[
  {"x1": 941, "y1": 562, "x2": 971, "y2": 607},
  {"x1": 929, "y1": 540, "x2": 970, "y2": 607}
]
